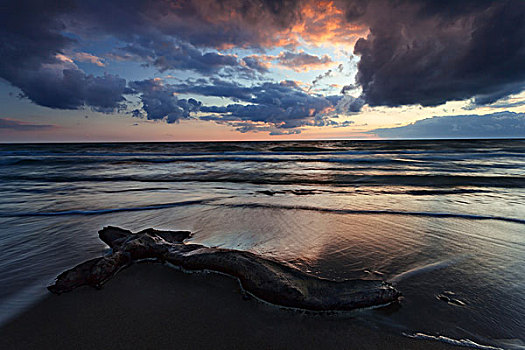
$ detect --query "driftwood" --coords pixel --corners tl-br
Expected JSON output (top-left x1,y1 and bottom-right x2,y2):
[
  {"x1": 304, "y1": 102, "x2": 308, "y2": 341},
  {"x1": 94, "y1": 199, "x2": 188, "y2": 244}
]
[{"x1": 48, "y1": 226, "x2": 401, "y2": 311}]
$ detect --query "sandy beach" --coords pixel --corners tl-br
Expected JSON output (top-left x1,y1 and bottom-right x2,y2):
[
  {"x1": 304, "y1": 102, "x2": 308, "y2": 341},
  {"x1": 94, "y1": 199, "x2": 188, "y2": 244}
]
[{"x1": 0, "y1": 263, "x2": 459, "y2": 350}]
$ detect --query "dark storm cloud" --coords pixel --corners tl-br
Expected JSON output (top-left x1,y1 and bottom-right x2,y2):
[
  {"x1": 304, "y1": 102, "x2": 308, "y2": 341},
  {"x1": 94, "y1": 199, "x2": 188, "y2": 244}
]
[
  {"x1": 169, "y1": 78, "x2": 257, "y2": 101},
  {"x1": 116, "y1": 40, "x2": 240, "y2": 75},
  {"x1": 130, "y1": 78, "x2": 359, "y2": 131},
  {"x1": 241, "y1": 56, "x2": 270, "y2": 73},
  {"x1": 0, "y1": 0, "x2": 73, "y2": 73},
  {"x1": 18, "y1": 68, "x2": 129, "y2": 112},
  {"x1": 63, "y1": 0, "x2": 305, "y2": 76},
  {"x1": 1, "y1": 0, "x2": 300, "y2": 113},
  {"x1": 128, "y1": 79, "x2": 202, "y2": 123},
  {"x1": 0, "y1": 118, "x2": 55, "y2": 131},
  {"x1": 371, "y1": 112, "x2": 525, "y2": 139},
  {"x1": 195, "y1": 80, "x2": 360, "y2": 131},
  {"x1": 475, "y1": 98, "x2": 525, "y2": 110},
  {"x1": 335, "y1": 95, "x2": 365, "y2": 113},
  {"x1": 3, "y1": 0, "x2": 525, "y2": 122},
  {"x1": 0, "y1": 0, "x2": 130, "y2": 112},
  {"x1": 70, "y1": 0, "x2": 304, "y2": 49},
  {"x1": 350, "y1": 0, "x2": 525, "y2": 107},
  {"x1": 169, "y1": 78, "x2": 331, "y2": 110},
  {"x1": 178, "y1": 79, "x2": 336, "y2": 124},
  {"x1": 113, "y1": 0, "x2": 523, "y2": 108}
]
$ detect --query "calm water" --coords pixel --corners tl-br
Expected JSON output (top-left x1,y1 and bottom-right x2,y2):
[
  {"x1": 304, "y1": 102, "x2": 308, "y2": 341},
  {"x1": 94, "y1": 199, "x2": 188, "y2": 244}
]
[{"x1": 0, "y1": 140, "x2": 524, "y2": 349}]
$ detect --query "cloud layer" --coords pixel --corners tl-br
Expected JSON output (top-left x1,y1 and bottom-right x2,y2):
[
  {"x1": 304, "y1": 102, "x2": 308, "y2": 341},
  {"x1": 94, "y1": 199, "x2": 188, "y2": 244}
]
[
  {"x1": 129, "y1": 78, "x2": 363, "y2": 132},
  {"x1": 0, "y1": 1, "x2": 129, "y2": 112},
  {"x1": 371, "y1": 112, "x2": 525, "y2": 139},
  {"x1": 352, "y1": 0, "x2": 525, "y2": 107},
  {"x1": 0, "y1": 118, "x2": 55, "y2": 131},
  {"x1": 1, "y1": 0, "x2": 525, "y2": 135}
]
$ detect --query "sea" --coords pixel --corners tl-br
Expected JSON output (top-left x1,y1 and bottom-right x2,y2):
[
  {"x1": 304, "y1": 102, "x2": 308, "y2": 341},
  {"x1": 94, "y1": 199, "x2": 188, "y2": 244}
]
[{"x1": 0, "y1": 140, "x2": 524, "y2": 349}]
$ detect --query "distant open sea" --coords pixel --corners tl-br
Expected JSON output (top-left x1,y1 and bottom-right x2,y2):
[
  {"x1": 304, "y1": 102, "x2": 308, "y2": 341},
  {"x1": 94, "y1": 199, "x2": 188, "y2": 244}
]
[{"x1": 1, "y1": 140, "x2": 524, "y2": 349}]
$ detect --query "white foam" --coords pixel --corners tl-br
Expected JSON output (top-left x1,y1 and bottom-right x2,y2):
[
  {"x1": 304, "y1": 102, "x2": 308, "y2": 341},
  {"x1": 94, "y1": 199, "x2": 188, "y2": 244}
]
[
  {"x1": 0, "y1": 282, "x2": 48, "y2": 327},
  {"x1": 390, "y1": 255, "x2": 470, "y2": 283},
  {"x1": 404, "y1": 332, "x2": 504, "y2": 350}
]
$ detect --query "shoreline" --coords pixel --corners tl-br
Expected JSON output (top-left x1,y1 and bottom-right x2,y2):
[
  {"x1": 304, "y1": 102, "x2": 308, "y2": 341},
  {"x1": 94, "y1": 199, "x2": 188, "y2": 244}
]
[{"x1": 0, "y1": 263, "x2": 459, "y2": 350}]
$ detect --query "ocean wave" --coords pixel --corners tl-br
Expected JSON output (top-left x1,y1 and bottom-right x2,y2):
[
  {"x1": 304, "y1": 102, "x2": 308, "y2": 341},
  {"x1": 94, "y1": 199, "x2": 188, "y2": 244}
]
[
  {"x1": 100, "y1": 187, "x2": 172, "y2": 193},
  {"x1": 217, "y1": 203, "x2": 525, "y2": 225},
  {"x1": 4, "y1": 200, "x2": 523, "y2": 225},
  {"x1": 2, "y1": 148, "x2": 524, "y2": 159},
  {"x1": 403, "y1": 332, "x2": 504, "y2": 350},
  {"x1": 0, "y1": 156, "x2": 436, "y2": 166},
  {"x1": 128, "y1": 156, "x2": 412, "y2": 164},
  {"x1": 2, "y1": 174, "x2": 524, "y2": 188},
  {"x1": 256, "y1": 188, "x2": 488, "y2": 196},
  {"x1": 0, "y1": 198, "x2": 222, "y2": 217},
  {"x1": 402, "y1": 188, "x2": 487, "y2": 195},
  {"x1": 268, "y1": 146, "x2": 334, "y2": 152}
]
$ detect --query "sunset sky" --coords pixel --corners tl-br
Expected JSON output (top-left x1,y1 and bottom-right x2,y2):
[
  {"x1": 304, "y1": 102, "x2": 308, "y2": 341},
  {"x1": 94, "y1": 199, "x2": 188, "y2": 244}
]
[{"x1": 1, "y1": 0, "x2": 525, "y2": 142}]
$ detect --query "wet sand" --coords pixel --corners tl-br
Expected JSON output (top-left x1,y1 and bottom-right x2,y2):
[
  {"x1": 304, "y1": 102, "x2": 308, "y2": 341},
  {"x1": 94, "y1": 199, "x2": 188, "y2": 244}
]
[{"x1": 0, "y1": 263, "x2": 458, "y2": 350}]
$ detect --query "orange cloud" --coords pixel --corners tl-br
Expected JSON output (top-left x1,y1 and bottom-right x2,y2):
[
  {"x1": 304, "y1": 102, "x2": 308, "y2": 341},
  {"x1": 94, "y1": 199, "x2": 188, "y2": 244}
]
[
  {"x1": 160, "y1": 0, "x2": 367, "y2": 51},
  {"x1": 293, "y1": 1, "x2": 368, "y2": 46},
  {"x1": 73, "y1": 52, "x2": 106, "y2": 67}
]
